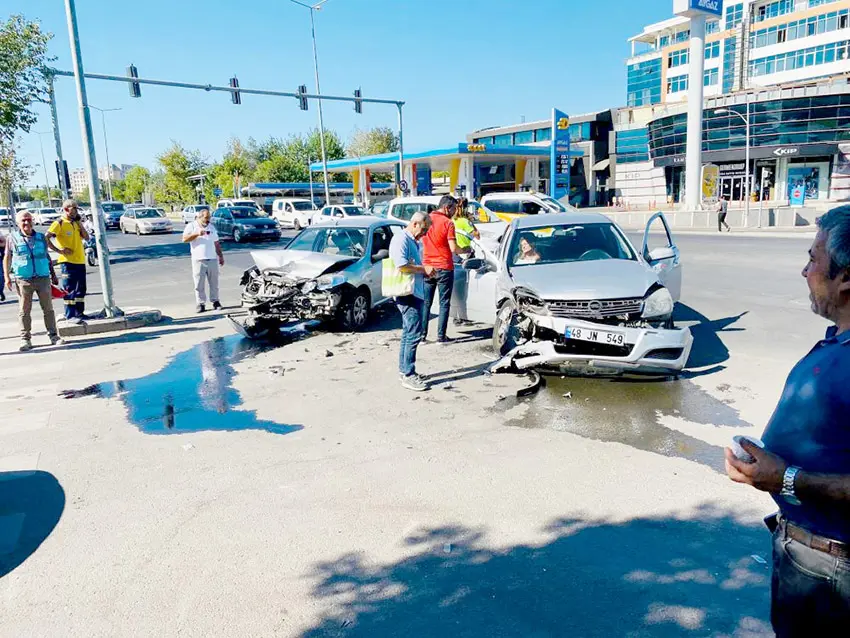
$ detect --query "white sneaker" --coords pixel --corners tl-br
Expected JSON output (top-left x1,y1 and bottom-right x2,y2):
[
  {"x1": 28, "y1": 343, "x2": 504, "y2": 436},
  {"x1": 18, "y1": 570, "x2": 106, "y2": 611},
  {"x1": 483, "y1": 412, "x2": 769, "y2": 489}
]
[{"x1": 401, "y1": 374, "x2": 428, "y2": 392}]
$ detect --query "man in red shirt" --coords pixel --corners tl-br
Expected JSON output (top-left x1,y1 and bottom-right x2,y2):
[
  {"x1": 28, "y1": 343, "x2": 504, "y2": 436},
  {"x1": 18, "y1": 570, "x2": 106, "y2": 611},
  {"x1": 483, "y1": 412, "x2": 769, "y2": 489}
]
[{"x1": 421, "y1": 195, "x2": 459, "y2": 343}]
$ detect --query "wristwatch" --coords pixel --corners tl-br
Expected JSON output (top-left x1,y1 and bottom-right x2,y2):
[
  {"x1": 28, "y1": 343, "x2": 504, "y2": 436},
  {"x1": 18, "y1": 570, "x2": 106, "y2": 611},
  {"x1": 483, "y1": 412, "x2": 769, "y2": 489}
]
[{"x1": 780, "y1": 466, "x2": 802, "y2": 506}]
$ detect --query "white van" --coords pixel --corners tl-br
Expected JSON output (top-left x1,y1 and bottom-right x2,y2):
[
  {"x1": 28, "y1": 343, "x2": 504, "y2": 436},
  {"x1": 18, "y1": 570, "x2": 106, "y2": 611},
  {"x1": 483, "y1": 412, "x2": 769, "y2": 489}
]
[
  {"x1": 271, "y1": 198, "x2": 317, "y2": 230},
  {"x1": 385, "y1": 196, "x2": 500, "y2": 224}
]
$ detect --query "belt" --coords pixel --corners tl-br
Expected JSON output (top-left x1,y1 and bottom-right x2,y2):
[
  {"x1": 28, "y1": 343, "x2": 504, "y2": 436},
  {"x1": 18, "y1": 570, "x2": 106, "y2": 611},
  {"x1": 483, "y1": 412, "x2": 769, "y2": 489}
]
[{"x1": 780, "y1": 516, "x2": 850, "y2": 560}]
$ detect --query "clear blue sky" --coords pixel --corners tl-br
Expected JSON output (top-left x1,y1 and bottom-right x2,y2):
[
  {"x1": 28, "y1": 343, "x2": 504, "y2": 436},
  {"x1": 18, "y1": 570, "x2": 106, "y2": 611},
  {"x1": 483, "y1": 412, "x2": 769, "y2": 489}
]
[{"x1": 17, "y1": 0, "x2": 672, "y2": 187}]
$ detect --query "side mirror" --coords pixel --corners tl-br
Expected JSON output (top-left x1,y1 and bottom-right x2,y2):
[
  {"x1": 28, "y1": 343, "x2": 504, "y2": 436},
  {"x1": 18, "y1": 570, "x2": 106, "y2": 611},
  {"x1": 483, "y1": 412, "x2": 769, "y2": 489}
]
[
  {"x1": 334, "y1": 212, "x2": 344, "y2": 218},
  {"x1": 372, "y1": 248, "x2": 389, "y2": 262},
  {"x1": 463, "y1": 258, "x2": 488, "y2": 271},
  {"x1": 648, "y1": 246, "x2": 675, "y2": 262}
]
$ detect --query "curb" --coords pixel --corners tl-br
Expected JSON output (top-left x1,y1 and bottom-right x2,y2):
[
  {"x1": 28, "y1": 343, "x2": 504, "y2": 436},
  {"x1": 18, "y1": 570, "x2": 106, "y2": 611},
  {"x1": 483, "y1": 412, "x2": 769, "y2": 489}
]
[{"x1": 57, "y1": 307, "x2": 163, "y2": 337}]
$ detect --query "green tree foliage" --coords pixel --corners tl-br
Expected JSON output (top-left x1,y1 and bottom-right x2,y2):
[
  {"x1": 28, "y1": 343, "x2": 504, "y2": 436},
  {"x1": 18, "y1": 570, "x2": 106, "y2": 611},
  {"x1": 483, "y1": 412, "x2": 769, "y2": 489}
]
[
  {"x1": 27, "y1": 186, "x2": 62, "y2": 203},
  {"x1": 0, "y1": 137, "x2": 31, "y2": 206},
  {"x1": 346, "y1": 127, "x2": 399, "y2": 157},
  {"x1": 122, "y1": 166, "x2": 151, "y2": 203},
  {"x1": 155, "y1": 142, "x2": 205, "y2": 206},
  {"x1": 110, "y1": 179, "x2": 126, "y2": 203},
  {"x1": 0, "y1": 15, "x2": 53, "y2": 141}
]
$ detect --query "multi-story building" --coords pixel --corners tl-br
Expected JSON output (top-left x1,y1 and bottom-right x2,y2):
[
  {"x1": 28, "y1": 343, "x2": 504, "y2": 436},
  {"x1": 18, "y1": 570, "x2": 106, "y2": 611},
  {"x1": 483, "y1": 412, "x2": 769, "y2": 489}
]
[
  {"x1": 467, "y1": 111, "x2": 614, "y2": 206},
  {"x1": 69, "y1": 168, "x2": 89, "y2": 197},
  {"x1": 616, "y1": 0, "x2": 850, "y2": 207},
  {"x1": 98, "y1": 164, "x2": 135, "y2": 183}
]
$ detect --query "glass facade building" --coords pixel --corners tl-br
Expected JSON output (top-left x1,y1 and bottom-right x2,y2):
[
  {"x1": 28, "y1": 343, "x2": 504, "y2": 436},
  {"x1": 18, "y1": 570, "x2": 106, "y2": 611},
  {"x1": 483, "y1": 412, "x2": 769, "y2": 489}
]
[{"x1": 627, "y1": 59, "x2": 662, "y2": 107}]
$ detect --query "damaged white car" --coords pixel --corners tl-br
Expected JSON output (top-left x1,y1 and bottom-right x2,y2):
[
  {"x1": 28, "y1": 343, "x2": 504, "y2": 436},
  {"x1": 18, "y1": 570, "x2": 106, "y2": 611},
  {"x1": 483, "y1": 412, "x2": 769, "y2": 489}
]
[
  {"x1": 234, "y1": 217, "x2": 403, "y2": 338},
  {"x1": 463, "y1": 212, "x2": 693, "y2": 376}
]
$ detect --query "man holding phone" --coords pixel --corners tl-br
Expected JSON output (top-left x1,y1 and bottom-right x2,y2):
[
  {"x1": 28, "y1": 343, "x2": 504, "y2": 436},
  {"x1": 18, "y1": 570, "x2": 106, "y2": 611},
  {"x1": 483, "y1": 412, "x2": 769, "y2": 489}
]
[
  {"x1": 182, "y1": 208, "x2": 224, "y2": 313},
  {"x1": 46, "y1": 199, "x2": 89, "y2": 324}
]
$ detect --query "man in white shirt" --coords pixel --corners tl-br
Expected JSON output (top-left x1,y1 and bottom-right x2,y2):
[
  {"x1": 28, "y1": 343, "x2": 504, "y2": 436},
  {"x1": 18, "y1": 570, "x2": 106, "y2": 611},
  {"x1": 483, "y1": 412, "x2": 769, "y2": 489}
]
[{"x1": 182, "y1": 208, "x2": 224, "y2": 312}]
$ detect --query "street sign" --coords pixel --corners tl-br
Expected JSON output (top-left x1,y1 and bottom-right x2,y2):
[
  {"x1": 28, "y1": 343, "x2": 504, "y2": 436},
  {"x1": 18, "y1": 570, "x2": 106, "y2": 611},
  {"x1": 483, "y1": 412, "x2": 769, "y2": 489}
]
[
  {"x1": 398, "y1": 180, "x2": 408, "y2": 191},
  {"x1": 550, "y1": 108, "x2": 571, "y2": 201},
  {"x1": 213, "y1": 188, "x2": 223, "y2": 197}
]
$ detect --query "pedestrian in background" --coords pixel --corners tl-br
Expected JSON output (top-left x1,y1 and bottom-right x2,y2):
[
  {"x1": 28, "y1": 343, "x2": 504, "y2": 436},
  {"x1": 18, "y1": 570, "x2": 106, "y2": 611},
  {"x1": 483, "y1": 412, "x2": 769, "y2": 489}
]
[
  {"x1": 422, "y1": 195, "x2": 459, "y2": 344},
  {"x1": 182, "y1": 208, "x2": 224, "y2": 313},
  {"x1": 0, "y1": 232, "x2": 7, "y2": 302},
  {"x1": 452, "y1": 200, "x2": 480, "y2": 326},
  {"x1": 725, "y1": 205, "x2": 850, "y2": 635},
  {"x1": 385, "y1": 212, "x2": 431, "y2": 392},
  {"x1": 717, "y1": 195, "x2": 731, "y2": 232},
  {"x1": 3, "y1": 211, "x2": 62, "y2": 351},
  {"x1": 46, "y1": 199, "x2": 89, "y2": 324}
]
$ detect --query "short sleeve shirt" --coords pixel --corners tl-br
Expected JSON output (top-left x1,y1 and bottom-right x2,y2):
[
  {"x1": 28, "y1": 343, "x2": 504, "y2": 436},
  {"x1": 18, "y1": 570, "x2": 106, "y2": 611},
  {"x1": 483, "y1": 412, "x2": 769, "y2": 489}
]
[
  {"x1": 422, "y1": 211, "x2": 456, "y2": 271},
  {"x1": 761, "y1": 326, "x2": 850, "y2": 542},
  {"x1": 47, "y1": 218, "x2": 86, "y2": 265},
  {"x1": 388, "y1": 229, "x2": 424, "y2": 300},
  {"x1": 183, "y1": 222, "x2": 219, "y2": 260},
  {"x1": 453, "y1": 218, "x2": 475, "y2": 250}
]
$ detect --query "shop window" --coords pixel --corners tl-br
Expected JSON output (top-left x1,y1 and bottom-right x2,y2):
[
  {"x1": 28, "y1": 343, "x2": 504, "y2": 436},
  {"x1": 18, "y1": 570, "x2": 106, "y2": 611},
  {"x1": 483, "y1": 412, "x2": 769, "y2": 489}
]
[{"x1": 514, "y1": 130, "x2": 533, "y2": 145}]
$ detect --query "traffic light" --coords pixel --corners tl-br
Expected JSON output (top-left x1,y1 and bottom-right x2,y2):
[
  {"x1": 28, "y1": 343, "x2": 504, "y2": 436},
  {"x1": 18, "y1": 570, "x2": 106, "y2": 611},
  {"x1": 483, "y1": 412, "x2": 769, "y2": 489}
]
[
  {"x1": 298, "y1": 85, "x2": 308, "y2": 111},
  {"x1": 55, "y1": 159, "x2": 70, "y2": 195},
  {"x1": 230, "y1": 76, "x2": 241, "y2": 105},
  {"x1": 127, "y1": 64, "x2": 141, "y2": 98},
  {"x1": 354, "y1": 88, "x2": 362, "y2": 114}
]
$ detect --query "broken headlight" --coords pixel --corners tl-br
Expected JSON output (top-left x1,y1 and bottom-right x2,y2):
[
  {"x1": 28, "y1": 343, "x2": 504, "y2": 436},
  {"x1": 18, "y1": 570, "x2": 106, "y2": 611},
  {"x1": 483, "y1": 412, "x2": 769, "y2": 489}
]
[
  {"x1": 642, "y1": 287, "x2": 673, "y2": 319},
  {"x1": 316, "y1": 274, "x2": 345, "y2": 291},
  {"x1": 301, "y1": 280, "x2": 318, "y2": 293},
  {"x1": 514, "y1": 288, "x2": 550, "y2": 316}
]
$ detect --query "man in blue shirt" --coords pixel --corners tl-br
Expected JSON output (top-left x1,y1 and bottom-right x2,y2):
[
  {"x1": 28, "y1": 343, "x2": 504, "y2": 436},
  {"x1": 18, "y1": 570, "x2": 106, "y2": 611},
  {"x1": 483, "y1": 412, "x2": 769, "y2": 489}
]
[
  {"x1": 726, "y1": 205, "x2": 850, "y2": 635},
  {"x1": 388, "y1": 212, "x2": 431, "y2": 392}
]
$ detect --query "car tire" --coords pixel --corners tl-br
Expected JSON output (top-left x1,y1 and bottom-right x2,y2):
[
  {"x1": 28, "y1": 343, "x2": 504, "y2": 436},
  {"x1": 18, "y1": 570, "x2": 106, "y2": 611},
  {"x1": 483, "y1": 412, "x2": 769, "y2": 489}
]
[
  {"x1": 294, "y1": 219, "x2": 302, "y2": 231},
  {"x1": 233, "y1": 227, "x2": 243, "y2": 243},
  {"x1": 135, "y1": 226, "x2": 141, "y2": 236},
  {"x1": 337, "y1": 288, "x2": 370, "y2": 332},
  {"x1": 492, "y1": 300, "x2": 522, "y2": 356},
  {"x1": 121, "y1": 223, "x2": 127, "y2": 234},
  {"x1": 86, "y1": 251, "x2": 97, "y2": 268}
]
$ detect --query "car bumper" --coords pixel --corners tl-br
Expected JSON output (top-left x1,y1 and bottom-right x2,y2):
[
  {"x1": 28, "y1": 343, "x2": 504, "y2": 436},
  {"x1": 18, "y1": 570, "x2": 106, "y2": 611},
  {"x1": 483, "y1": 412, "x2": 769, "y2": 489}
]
[
  {"x1": 243, "y1": 230, "x2": 281, "y2": 240},
  {"x1": 495, "y1": 314, "x2": 693, "y2": 375},
  {"x1": 139, "y1": 226, "x2": 173, "y2": 234}
]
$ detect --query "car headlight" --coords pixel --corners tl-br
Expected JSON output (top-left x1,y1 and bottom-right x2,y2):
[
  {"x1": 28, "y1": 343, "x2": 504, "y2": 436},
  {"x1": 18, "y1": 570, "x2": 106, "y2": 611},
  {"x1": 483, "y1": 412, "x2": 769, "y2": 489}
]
[
  {"x1": 642, "y1": 287, "x2": 673, "y2": 319},
  {"x1": 316, "y1": 274, "x2": 345, "y2": 291},
  {"x1": 301, "y1": 280, "x2": 318, "y2": 293},
  {"x1": 513, "y1": 288, "x2": 549, "y2": 315}
]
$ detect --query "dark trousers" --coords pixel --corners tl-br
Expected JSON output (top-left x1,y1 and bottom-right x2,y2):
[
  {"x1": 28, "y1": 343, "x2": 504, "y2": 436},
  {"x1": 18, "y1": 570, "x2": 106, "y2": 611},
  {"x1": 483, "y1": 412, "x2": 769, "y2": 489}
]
[
  {"x1": 422, "y1": 268, "x2": 454, "y2": 341},
  {"x1": 396, "y1": 295, "x2": 423, "y2": 377},
  {"x1": 771, "y1": 520, "x2": 850, "y2": 636},
  {"x1": 718, "y1": 211, "x2": 729, "y2": 232},
  {"x1": 60, "y1": 262, "x2": 87, "y2": 319}
]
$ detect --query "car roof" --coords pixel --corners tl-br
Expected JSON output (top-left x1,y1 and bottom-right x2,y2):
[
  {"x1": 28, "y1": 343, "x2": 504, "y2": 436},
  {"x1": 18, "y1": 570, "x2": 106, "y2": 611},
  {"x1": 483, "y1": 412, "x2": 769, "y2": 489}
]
[
  {"x1": 388, "y1": 195, "x2": 442, "y2": 205},
  {"x1": 321, "y1": 215, "x2": 403, "y2": 229},
  {"x1": 513, "y1": 212, "x2": 612, "y2": 228},
  {"x1": 482, "y1": 192, "x2": 554, "y2": 200}
]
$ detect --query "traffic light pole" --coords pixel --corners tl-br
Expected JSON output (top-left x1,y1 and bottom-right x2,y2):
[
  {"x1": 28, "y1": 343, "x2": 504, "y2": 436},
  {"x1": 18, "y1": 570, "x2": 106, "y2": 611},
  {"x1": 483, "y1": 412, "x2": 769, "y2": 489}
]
[
  {"x1": 47, "y1": 75, "x2": 69, "y2": 199},
  {"x1": 63, "y1": 0, "x2": 120, "y2": 318}
]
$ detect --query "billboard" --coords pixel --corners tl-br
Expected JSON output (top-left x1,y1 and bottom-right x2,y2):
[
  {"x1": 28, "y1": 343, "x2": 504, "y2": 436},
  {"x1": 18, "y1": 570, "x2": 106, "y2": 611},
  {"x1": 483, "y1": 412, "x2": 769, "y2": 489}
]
[
  {"x1": 550, "y1": 108, "x2": 571, "y2": 201},
  {"x1": 673, "y1": 0, "x2": 723, "y2": 18},
  {"x1": 701, "y1": 163, "x2": 719, "y2": 206}
]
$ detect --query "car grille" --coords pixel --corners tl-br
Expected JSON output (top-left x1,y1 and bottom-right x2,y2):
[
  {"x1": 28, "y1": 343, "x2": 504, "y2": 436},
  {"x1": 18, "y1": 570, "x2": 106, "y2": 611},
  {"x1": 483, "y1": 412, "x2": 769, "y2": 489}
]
[
  {"x1": 554, "y1": 338, "x2": 634, "y2": 358},
  {"x1": 547, "y1": 298, "x2": 643, "y2": 320}
]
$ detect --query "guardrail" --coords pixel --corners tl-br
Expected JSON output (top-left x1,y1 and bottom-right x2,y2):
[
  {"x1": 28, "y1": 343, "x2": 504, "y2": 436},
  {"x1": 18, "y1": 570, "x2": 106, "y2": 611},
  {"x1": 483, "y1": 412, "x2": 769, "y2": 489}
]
[{"x1": 603, "y1": 208, "x2": 805, "y2": 230}]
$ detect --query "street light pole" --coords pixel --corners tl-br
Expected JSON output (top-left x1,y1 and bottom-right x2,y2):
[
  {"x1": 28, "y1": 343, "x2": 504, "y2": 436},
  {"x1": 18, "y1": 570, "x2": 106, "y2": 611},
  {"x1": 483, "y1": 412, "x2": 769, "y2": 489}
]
[
  {"x1": 717, "y1": 104, "x2": 751, "y2": 227},
  {"x1": 290, "y1": 0, "x2": 331, "y2": 205},
  {"x1": 89, "y1": 105, "x2": 121, "y2": 202},
  {"x1": 35, "y1": 132, "x2": 53, "y2": 204}
]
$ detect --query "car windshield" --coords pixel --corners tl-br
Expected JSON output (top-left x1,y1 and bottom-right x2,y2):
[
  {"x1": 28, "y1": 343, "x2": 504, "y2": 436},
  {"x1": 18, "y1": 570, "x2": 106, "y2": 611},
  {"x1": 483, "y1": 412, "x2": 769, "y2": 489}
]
[
  {"x1": 341, "y1": 206, "x2": 364, "y2": 216},
  {"x1": 233, "y1": 201, "x2": 258, "y2": 208},
  {"x1": 136, "y1": 209, "x2": 163, "y2": 219},
  {"x1": 509, "y1": 223, "x2": 635, "y2": 267},
  {"x1": 231, "y1": 207, "x2": 263, "y2": 219},
  {"x1": 540, "y1": 196, "x2": 569, "y2": 212},
  {"x1": 102, "y1": 203, "x2": 125, "y2": 213},
  {"x1": 292, "y1": 201, "x2": 315, "y2": 211},
  {"x1": 286, "y1": 227, "x2": 368, "y2": 258}
]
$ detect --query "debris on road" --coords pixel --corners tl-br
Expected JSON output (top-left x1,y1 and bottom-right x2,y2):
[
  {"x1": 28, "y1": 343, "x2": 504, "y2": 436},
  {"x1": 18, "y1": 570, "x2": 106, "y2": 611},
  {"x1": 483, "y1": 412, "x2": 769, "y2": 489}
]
[
  {"x1": 269, "y1": 366, "x2": 286, "y2": 376},
  {"x1": 325, "y1": 350, "x2": 334, "y2": 358},
  {"x1": 563, "y1": 391, "x2": 573, "y2": 399},
  {"x1": 516, "y1": 371, "x2": 543, "y2": 398}
]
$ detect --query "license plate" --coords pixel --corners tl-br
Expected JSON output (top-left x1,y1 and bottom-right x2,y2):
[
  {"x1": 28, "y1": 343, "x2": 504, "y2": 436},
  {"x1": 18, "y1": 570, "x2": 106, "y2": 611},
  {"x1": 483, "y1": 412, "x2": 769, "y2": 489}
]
[
  {"x1": 262, "y1": 229, "x2": 277, "y2": 234},
  {"x1": 565, "y1": 326, "x2": 625, "y2": 346}
]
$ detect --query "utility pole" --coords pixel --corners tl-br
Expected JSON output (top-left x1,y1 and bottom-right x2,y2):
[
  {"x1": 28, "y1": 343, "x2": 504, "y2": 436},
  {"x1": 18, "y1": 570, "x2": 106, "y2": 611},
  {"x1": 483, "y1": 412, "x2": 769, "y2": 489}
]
[
  {"x1": 35, "y1": 132, "x2": 53, "y2": 204},
  {"x1": 63, "y1": 0, "x2": 120, "y2": 317},
  {"x1": 89, "y1": 105, "x2": 121, "y2": 201},
  {"x1": 47, "y1": 74, "x2": 69, "y2": 199}
]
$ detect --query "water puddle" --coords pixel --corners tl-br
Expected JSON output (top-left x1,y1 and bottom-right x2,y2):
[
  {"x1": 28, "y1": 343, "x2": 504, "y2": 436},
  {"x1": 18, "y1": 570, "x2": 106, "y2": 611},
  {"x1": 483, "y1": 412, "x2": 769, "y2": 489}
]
[
  {"x1": 498, "y1": 376, "x2": 752, "y2": 472},
  {"x1": 59, "y1": 334, "x2": 302, "y2": 436}
]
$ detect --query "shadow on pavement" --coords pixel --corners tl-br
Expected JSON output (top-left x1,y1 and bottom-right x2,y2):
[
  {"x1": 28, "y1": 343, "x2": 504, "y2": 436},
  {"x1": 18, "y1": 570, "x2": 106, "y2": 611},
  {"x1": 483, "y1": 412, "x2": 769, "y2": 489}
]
[
  {"x1": 109, "y1": 239, "x2": 286, "y2": 265},
  {"x1": 303, "y1": 503, "x2": 772, "y2": 637},
  {"x1": 62, "y1": 325, "x2": 213, "y2": 351},
  {"x1": 675, "y1": 304, "x2": 748, "y2": 371},
  {"x1": 0, "y1": 470, "x2": 65, "y2": 578}
]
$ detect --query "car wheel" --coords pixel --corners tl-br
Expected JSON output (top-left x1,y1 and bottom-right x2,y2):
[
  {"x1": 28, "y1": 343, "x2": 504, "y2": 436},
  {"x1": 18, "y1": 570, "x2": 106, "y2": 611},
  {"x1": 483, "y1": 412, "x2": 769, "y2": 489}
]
[
  {"x1": 492, "y1": 300, "x2": 522, "y2": 356},
  {"x1": 337, "y1": 288, "x2": 370, "y2": 332},
  {"x1": 86, "y1": 251, "x2": 97, "y2": 267},
  {"x1": 135, "y1": 226, "x2": 141, "y2": 236},
  {"x1": 294, "y1": 219, "x2": 302, "y2": 231},
  {"x1": 233, "y1": 227, "x2": 243, "y2": 243}
]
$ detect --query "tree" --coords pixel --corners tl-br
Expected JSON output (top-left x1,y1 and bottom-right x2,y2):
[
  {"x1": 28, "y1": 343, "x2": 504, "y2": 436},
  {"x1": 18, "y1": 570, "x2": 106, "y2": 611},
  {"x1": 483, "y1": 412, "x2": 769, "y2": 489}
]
[
  {"x1": 254, "y1": 154, "x2": 307, "y2": 183},
  {"x1": 155, "y1": 142, "x2": 205, "y2": 206},
  {"x1": 110, "y1": 179, "x2": 126, "y2": 203},
  {"x1": 0, "y1": 137, "x2": 32, "y2": 207},
  {"x1": 122, "y1": 166, "x2": 150, "y2": 203},
  {"x1": 0, "y1": 15, "x2": 53, "y2": 141},
  {"x1": 347, "y1": 127, "x2": 399, "y2": 158}
]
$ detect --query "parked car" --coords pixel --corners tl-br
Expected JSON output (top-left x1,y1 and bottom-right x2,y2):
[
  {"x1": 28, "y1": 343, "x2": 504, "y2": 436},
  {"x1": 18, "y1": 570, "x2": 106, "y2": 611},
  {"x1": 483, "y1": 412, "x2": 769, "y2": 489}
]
[
  {"x1": 310, "y1": 205, "x2": 366, "y2": 226},
  {"x1": 479, "y1": 192, "x2": 575, "y2": 223},
  {"x1": 385, "y1": 195, "x2": 506, "y2": 246},
  {"x1": 120, "y1": 208, "x2": 174, "y2": 235},
  {"x1": 101, "y1": 201, "x2": 125, "y2": 229},
  {"x1": 0, "y1": 207, "x2": 12, "y2": 229},
  {"x1": 234, "y1": 217, "x2": 403, "y2": 338},
  {"x1": 216, "y1": 198, "x2": 264, "y2": 212},
  {"x1": 271, "y1": 198, "x2": 317, "y2": 230},
  {"x1": 462, "y1": 211, "x2": 691, "y2": 377},
  {"x1": 34, "y1": 208, "x2": 61, "y2": 225},
  {"x1": 366, "y1": 200, "x2": 390, "y2": 218},
  {"x1": 211, "y1": 206, "x2": 280, "y2": 243},
  {"x1": 181, "y1": 204, "x2": 210, "y2": 223}
]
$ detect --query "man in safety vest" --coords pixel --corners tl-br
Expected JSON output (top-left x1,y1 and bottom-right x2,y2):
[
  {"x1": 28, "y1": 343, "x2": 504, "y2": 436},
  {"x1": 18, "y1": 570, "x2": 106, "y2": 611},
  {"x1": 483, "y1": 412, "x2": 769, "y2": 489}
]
[
  {"x1": 46, "y1": 199, "x2": 90, "y2": 323},
  {"x1": 2, "y1": 210, "x2": 63, "y2": 351}
]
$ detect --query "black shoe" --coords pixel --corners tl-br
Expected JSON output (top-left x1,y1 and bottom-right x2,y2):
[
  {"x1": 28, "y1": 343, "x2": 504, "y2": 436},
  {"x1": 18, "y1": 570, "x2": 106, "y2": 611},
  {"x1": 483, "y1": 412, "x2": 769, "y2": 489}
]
[
  {"x1": 212, "y1": 301, "x2": 222, "y2": 310},
  {"x1": 196, "y1": 304, "x2": 206, "y2": 313},
  {"x1": 0, "y1": 293, "x2": 5, "y2": 302},
  {"x1": 437, "y1": 337, "x2": 455, "y2": 345}
]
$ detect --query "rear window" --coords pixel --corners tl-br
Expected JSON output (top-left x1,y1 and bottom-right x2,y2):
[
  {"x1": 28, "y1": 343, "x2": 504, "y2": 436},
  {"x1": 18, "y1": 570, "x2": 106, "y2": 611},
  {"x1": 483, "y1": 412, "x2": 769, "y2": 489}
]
[
  {"x1": 485, "y1": 199, "x2": 522, "y2": 214},
  {"x1": 392, "y1": 202, "x2": 436, "y2": 221}
]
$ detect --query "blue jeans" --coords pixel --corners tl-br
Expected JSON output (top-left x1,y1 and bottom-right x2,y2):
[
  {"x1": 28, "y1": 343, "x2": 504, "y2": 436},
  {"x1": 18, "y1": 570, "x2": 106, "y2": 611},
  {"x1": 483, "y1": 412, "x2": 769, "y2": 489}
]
[
  {"x1": 422, "y1": 268, "x2": 454, "y2": 341},
  {"x1": 771, "y1": 518, "x2": 850, "y2": 636},
  {"x1": 396, "y1": 295, "x2": 423, "y2": 377}
]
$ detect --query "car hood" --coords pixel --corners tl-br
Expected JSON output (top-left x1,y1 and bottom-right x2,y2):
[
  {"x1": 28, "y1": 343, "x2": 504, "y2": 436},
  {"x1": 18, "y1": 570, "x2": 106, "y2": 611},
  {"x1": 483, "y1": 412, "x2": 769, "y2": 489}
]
[
  {"x1": 509, "y1": 259, "x2": 659, "y2": 300},
  {"x1": 251, "y1": 249, "x2": 357, "y2": 279},
  {"x1": 233, "y1": 218, "x2": 275, "y2": 227}
]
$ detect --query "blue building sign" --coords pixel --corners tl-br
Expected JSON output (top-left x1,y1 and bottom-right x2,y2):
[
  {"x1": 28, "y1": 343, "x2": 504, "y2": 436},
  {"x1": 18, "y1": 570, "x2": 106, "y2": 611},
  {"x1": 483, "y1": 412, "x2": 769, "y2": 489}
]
[
  {"x1": 674, "y1": 0, "x2": 723, "y2": 18},
  {"x1": 550, "y1": 108, "x2": 571, "y2": 200}
]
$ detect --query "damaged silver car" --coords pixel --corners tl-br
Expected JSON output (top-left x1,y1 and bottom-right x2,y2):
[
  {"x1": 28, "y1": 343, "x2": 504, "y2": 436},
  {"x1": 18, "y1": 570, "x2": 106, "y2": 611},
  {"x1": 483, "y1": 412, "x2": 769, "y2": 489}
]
[
  {"x1": 462, "y1": 212, "x2": 693, "y2": 377},
  {"x1": 234, "y1": 217, "x2": 404, "y2": 338}
]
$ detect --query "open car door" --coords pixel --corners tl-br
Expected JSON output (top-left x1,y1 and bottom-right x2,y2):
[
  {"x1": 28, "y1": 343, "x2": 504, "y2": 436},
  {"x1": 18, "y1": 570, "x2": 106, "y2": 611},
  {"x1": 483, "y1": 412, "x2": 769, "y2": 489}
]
[
  {"x1": 461, "y1": 239, "x2": 502, "y2": 326},
  {"x1": 641, "y1": 212, "x2": 682, "y2": 302}
]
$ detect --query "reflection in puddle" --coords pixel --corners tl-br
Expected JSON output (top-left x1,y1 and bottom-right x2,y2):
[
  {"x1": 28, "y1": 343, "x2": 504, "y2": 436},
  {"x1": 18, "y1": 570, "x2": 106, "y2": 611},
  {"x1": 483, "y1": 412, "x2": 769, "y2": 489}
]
[
  {"x1": 501, "y1": 376, "x2": 752, "y2": 472},
  {"x1": 60, "y1": 335, "x2": 301, "y2": 436}
]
